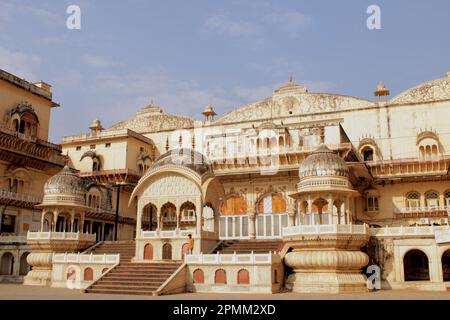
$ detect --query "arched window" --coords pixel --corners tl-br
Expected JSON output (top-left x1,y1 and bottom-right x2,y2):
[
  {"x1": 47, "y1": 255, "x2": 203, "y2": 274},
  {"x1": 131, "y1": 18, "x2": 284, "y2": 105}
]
[
  {"x1": 19, "y1": 252, "x2": 30, "y2": 276},
  {"x1": 220, "y1": 195, "x2": 247, "y2": 215},
  {"x1": 0, "y1": 253, "x2": 14, "y2": 275},
  {"x1": 214, "y1": 269, "x2": 227, "y2": 284},
  {"x1": 142, "y1": 203, "x2": 157, "y2": 231},
  {"x1": 84, "y1": 267, "x2": 94, "y2": 281},
  {"x1": 237, "y1": 269, "x2": 250, "y2": 285},
  {"x1": 161, "y1": 202, "x2": 177, "y2": 225},
  {"x1": 361, "y1": 146, "x2": 374, "y2": 161},
  {"x1": 425, "y1": 191, "x2": 439, "y2": 208},
  {"x1": 193, "y1": 269, "x2": 204, "y2": 284},
  {"x1": 406, "y1": 192, "x2": 420, "y2": 209},
  {"x1": 403, "y1": 250, "x2": 430, "y2": 281},
  {"x1": 257, "y1": 193, "x2": 287, "y2": 214},
  {"x1": 180, "y1": 202, "x2": 196, "y2": 222},
  {"x1": 364, "y1": 188, "x2": 380, "y2": 212},
  {"x1": 445, "y1": 191, "x2": 450, "y2": 207}
]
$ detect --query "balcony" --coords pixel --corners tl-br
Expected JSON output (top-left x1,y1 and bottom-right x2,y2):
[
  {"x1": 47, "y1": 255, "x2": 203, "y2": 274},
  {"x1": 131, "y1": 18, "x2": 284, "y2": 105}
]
[
  {"x1": 78, "y1": 169, "x2": 141, "y2": 184},
  {"x1": 0, "y1": 125, "x2": 65, "y2": 168},
  {"x1": 0, "y1": 189, "x2": 42, "y2": 208},
  {"x1": 0, "y1": 235, "x2": 27, "y2": 244},
  {"x1": 394, "y1": 205, "x2": 450, "y2": 219}
]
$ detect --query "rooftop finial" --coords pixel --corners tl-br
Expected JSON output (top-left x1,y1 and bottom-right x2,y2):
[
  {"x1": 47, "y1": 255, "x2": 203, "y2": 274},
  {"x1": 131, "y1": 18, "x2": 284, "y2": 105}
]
[{"x1": 289, "y1": 75, "x2": 293, "y2": 83}]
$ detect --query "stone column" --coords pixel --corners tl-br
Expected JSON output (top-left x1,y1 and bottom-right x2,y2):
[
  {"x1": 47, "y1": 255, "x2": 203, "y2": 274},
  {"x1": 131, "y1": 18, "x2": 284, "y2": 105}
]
[
  {"x1": 157, "y1": 207, "x2": 162, "y2": 231},
  {"x1": 307, "y1": 196, "x2": 313, "y2": 225},
  {"x1": 53, "y1": 209, "x2": 59, "y2": 232}
]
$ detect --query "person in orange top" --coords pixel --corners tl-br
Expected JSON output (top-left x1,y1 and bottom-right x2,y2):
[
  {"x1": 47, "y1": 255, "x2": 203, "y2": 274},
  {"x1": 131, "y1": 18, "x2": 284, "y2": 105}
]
[{"x1": 187, "y1": 234, "x2": 194, "y2": 254}]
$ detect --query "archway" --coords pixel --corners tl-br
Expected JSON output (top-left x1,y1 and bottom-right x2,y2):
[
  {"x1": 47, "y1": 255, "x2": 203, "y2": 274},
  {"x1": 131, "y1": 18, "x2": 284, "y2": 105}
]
[
  {"x1": 162, "y1": 243, "x2": 172, "y2": 260},
  {"x1": 180, "y1": 202, "x2": 196, "y2": 224},
  {"x1": 193, "y1": 269, "x2": 204, "y2": 284},
  {"x1": 214, "y1": 269, "x2": 226, "y2": 284},
  {"x1": 442, "y1": 250, "x2": 450, "y2": 282},
  {"x1": 19, "y1": 252, "x2": 30, "y2": 276},
  {"x1": 0, "y1": 253, "x2": 14, "y2": 275},
  {"x1": 161, "y1": 202, "x2": 177, "y2": 230},
  {"x1": 144, "y1": 243, "x2": 153, "y2": 260},
  {"x1": 403, "y1": 250, "x2": 430, "y2": 281},
  {"x1": 181, "y1": 243, "x2": 190, "y2": 259},
  {"x1": 256, "y1": 193, "x2": 288, "y2": 238},
  {"x1": 142, "y1": 203, "x2": 157, "y2": 231},
  {"x1": 237, "y1": 269, "x2": 250, "y2": 285},
  {"x1": 220, "y1": 195, "x2": 247, "y2": 215},
  {"x1": 84, "y1": 267, "x2": 93, "y2": 281}
]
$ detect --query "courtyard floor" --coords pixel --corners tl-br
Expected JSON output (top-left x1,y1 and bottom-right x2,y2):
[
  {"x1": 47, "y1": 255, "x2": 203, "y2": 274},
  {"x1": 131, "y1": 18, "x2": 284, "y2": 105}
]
[{"x1": 0, "y1": 284, "x2": 449, "y2": 300}]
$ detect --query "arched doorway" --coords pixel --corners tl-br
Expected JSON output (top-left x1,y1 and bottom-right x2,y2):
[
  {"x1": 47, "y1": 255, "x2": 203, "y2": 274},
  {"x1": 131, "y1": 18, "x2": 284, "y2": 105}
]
[
  {"x1": 0, "y1": 253, "x2": 14, "y2": 275},
  {"x1": 442, "y1": 250, "x2": 450, "y2": 282},
  {"x1": 181, "y1": 243, "x2": 190, "y2": 259},
  {"x1": 162, "y1": 243, "x2": 172, "y2": 260},
  {"x1": 19, "y1": 252, "x2": 30, "y2": 276},
  {"x1": 219, "y1": 195, "x2": 248, "y2": 239},
  {"x1": 403, "y1": 250, "x2": 430, "y2": 281},
  {"x1": 144, "y1": 243, "x2": 153, "y2": 260}
]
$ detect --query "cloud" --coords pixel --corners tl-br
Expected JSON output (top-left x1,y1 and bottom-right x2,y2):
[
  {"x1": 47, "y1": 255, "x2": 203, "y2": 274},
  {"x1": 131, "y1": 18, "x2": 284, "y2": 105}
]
[
  {"x1": 203, "y1": 4, "x2": 311, "y2": 39},
  {"x1": 0, "y1": 46, "x2": 41, "y2": 80},
  {"x1": 82, "y1": 54, "x2": 119, "y2": 68},
  {"x1": 204, "y1": 10, "x2": 259, "y2": 37}
]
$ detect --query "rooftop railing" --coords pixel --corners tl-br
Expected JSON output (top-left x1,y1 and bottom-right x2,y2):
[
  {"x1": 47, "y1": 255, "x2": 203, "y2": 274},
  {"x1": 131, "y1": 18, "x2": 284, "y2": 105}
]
[
  {"x1": 283, "y1": 223, "x2": 370, "y2": 237},
  {"x1": 53, "y1": 252, "x2": 120, "y2": 264},
  {"x1": 140, "y1": 228, "x2": 196, "y2": 239}
]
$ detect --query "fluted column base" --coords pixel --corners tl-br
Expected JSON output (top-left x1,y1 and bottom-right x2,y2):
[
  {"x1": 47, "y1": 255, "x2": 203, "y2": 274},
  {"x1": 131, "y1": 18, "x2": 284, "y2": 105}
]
[
  {"x1": 284, "y1": 248, "x2": 370, "y2": 294},
  {"x1": 286, "y1": 272, "x2": 368, "y2": 294},
  {"x1": 23, "y1": 252, "x2": 53, "y2": 286}
]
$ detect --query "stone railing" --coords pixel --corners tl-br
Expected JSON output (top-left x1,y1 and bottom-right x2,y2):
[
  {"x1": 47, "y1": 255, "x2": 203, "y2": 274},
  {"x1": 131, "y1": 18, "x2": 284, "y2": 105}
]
[
  {"x1": 283, "y1": 224, "x2": 370, "y2": 237},
  {"x1": 53, "y1": 252, "x2": 120, "y2": 264},
  {"x1": 27, "y1": 232, "x2": 96, "y2": 242},
  {"x1": 0, "y1": 235, "x2": 27, "y2": 244},
  {"x1": 370, "y1": 225, "x2": 449, "y2": 237},
  {"x1": 394, "y1": 205, "x2": 450, "y2": 214},
  {"x1": 185, "y1": 252, "x2": 280, "y2": 265},
  {"x1": 0, "y1": 189, "x2": 42, "y2": 204},
  {"x1": 140, "y1": 228, "x2": 196, "y2": 239}
]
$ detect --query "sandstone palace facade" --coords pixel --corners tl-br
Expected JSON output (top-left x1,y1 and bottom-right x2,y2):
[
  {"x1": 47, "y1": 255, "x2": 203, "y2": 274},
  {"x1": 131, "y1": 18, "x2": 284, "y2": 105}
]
[{"x1": 1, "y1": 68, "x2": 450, "y2": 295}]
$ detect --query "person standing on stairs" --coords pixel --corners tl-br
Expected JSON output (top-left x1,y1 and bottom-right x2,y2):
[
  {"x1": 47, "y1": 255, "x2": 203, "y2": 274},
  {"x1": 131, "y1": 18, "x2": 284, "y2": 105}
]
[{"x1": 187, "y1": 234, "x2": 194, "y2": 254}]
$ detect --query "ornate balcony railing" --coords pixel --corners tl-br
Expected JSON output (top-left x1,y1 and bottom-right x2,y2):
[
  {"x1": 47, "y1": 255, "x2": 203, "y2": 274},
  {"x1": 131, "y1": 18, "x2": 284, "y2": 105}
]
[
  {"x1": 0, "y1": 125, "x2": 62, "y2": 151},
  {"x1": 0, "y1": 189, "x2": 42, "y2": 204},
  {"x1": 0, "y1": 235, "x2": 27, "y2": 244},
  {"x1": 27, "y1": 231, "x2": 96, "y2": 242},
  {"x1": 394, "y1": 205, "x2": 450, "y2": 214},
  {"x1": 283, "y1": 223, "x2": 370, "y2": 237},
  {"x1": 185, "y1": 252, "x2": 280, "y2": 265},
  {"x1": 139, "y1": 228, "x2": 196, "y2": 239},
  {"x1": 370, "y1": 225, "x2": 449, "y2": 237},
  {"x1": 53, "y1": 252, "x2": 120, "y2": 264}
]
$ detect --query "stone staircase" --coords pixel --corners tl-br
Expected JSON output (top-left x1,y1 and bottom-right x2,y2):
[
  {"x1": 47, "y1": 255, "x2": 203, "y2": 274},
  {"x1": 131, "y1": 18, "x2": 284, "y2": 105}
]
[
  {"x1": 214, "y1": 240, "x2": 283, "y2": 254},
  {"x1": 85, "y1": 241, "x2": 182, "y2": 296}
]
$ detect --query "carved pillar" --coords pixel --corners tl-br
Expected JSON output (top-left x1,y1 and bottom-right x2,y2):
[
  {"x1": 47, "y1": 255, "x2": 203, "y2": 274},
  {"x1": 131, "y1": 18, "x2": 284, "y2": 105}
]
[
  {"x1": 288, "y1": 201, "x2": 296, "y2": 227},
  {"x1": 53, "y1": 209, "x2": 59, "y2": 232},
  {"x1": 248, "y1": 205, "x2": 256, "y2": 239},
  {"x1": 345, "y1": 196, "x2": 350, "y2": 225},
  {"x1": 70, "y1": 209, "x2": 75, "y2": 232},
  {"x1": 157, "y1": 206, "x2": 162, "y2": 231},
  {"x1": 176, "y1": 206, "x2": 181, "y2": 230},
  {"x1": 328, "y1": 193, "x2": 333, "y2": 225},
  {"x1": 195, "y1": 198, "x2": 202, "y2": 236},
  {"x1": 307, "y1": 195, "x2": 313, "y2": 226},
  {"x1": 136, "y1": 203, "x2": 142, "y2": 237}
]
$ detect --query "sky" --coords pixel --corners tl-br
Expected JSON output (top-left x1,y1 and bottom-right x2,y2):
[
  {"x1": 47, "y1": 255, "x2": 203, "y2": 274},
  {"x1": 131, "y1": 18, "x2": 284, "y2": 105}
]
[{"x1": 0, "y1": 0, "x2": 449, "y2": 142}]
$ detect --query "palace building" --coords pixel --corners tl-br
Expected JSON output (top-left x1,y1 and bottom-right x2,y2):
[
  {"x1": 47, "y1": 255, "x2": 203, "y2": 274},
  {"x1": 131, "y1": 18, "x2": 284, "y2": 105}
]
[{"x1": 1, "y1": 68, "x2": 450, "y2": 294}]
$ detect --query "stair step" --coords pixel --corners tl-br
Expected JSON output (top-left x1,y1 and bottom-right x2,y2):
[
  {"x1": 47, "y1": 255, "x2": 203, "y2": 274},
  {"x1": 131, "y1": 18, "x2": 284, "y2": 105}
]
[
  {"x1": 97, "y1": 280, "x2": 164, "y2": 286},
  {"x1": 89, "y1": 284, "x2": 160, "y2": 291},
  {"x1": 86, "y1": 289, "x2": 155, "y2": 295}
]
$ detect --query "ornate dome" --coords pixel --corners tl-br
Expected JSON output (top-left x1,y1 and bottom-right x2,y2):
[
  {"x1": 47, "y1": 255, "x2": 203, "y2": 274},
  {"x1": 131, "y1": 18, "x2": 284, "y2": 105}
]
[
  {"x1": 42, "y1": 165, "x2": 87, "y2": 205},
  {"x1": 150, "y1": 148, "x2": 212, "y2": 176},
  {"x1": 299, "y1": 144, "x2": 349, "y2": 179}
]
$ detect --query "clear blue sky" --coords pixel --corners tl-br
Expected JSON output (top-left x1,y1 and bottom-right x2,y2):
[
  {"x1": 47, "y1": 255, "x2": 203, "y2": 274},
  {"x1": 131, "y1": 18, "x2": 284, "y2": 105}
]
[{"x1": 1, "y1": 0, "x2": 449, "y2": 142}]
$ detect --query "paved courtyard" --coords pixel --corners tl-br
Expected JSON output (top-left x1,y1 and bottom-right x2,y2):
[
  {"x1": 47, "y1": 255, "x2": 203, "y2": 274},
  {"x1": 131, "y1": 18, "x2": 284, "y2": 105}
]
[{"x1": 0, "y1": 284, "x2": 449, "y2": 300}]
